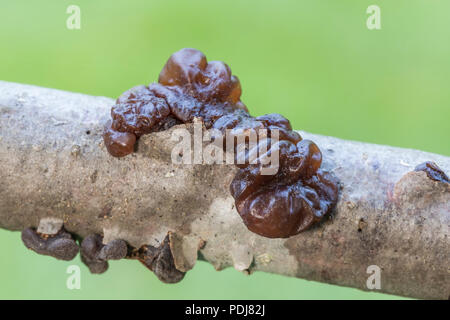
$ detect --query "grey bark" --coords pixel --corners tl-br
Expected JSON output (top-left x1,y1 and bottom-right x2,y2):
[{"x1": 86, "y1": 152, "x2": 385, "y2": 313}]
[{"x1": 0, "y1": 80, "x2": 448, "y2": 299}]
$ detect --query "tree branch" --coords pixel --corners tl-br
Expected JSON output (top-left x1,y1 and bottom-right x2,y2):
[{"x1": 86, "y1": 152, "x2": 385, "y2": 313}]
[{"x1": 0, "y1": 81, "x2": 448, "y2": 299}]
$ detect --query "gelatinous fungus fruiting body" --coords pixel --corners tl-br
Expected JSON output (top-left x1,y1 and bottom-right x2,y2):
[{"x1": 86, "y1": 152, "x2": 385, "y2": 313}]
[
  {"x1": 80, "y1": 234, "x2": 128, "y2": 274},
  {"x1": 21, "y1": 226, "x2": 185, "y2": 283},
  {"x1": 133, "y1": 234, "x2": 186, "y2": 284},
  {"x1": 414, "y1": 161, "x2": 450, "y2": 184},
  {"x1": 22, "y1": 227, "x2": 79, "y2": 261},
  {"x1": 103, "y1": 48, "x2": 339, "y2": 238}
]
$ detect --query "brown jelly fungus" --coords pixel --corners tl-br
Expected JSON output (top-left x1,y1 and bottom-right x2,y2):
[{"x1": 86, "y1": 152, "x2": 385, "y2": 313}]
[
  {"x1": 414, "y1": 161, "x2": 449, "y2": 184},
  {"x1": 136, "y1": 234, "x2": 185, "y2": 284},
  {"x1": 103, "y1": 48, "x2": 339, "y2": 238},
  {"x1": 21, "y1": 227, "x2": 79, "y2": 261},
  {"x1": 80, "y1": 234, "x2": 128, "y2": 274}
]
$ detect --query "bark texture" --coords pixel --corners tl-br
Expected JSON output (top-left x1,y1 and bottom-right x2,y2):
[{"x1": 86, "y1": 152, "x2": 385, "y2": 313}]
[{"x1": 0, "y1": 81, "x2": 448, "y2": 299}]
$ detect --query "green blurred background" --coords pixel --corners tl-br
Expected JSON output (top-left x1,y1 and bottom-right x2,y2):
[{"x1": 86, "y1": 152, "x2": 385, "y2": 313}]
[{"x1": 1, "y1": 0, "x2": 448, "y2": 299}]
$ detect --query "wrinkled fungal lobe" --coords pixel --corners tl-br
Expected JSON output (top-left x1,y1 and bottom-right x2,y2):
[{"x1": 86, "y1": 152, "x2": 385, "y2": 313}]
[{"x1": 103, "y1": 48, "x2": 338, "y2": 238}]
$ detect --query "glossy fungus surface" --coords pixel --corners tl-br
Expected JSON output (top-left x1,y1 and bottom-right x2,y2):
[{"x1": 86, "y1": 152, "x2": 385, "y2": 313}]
[
  {"x1": 103, "y1": 48, "x2": 338, "y2": 238},
  {"x1": 414, "y1": 161, "x2": 449, "y2": 183}
]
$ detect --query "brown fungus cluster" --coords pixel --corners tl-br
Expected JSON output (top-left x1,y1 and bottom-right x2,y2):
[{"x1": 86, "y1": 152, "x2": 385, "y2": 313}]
[
  {"x1": 104, "y1": 48, "x2": 339, "y2": 238},
  {"x1": 21, "y1": 226, "x2": 185, "y2": 282}
]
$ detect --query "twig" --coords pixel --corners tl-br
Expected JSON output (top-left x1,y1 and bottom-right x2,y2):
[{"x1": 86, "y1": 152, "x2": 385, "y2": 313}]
[{"x1": 0, "y1": 81, "x2": 448, "y2": 299}]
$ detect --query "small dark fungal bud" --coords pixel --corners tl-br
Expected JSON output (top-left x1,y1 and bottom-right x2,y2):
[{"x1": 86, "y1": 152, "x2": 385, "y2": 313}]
[
  {"x1": 103, "y1": 48, "x2": 339, "y2": 238},
  {"x1": 21, "y1": 227, "x2": 79, "y2": 261},
  {"x1": 103, "y1": 126, "x2": 136, "y2": 158},
  {"x1": 80, "y1": 234, "x2": 108, "y2": 274},
  {"x1": 98, "y1": 239, "x2": 128, "y2": 260},
  {"x1": 414, "y1": 161, "x2": 449, "y2": 183},
  {"x1": 80, "y1": 234, "x2": 128, "y2": 274},
  {"x1": 137, "y1": 234, "x2": 185, "y2": 284}
]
